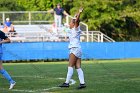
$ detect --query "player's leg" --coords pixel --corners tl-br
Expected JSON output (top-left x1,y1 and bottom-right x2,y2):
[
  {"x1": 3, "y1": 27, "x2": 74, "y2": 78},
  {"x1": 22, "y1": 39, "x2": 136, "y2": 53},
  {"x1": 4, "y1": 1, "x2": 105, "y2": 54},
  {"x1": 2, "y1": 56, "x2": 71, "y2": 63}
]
[
  {"x1": 75, "y1": 58, "x2": 86, "y2": 89},
  {"x1": 59, "y1": 53, "x2": 77, "y2": 87},
  {"x1": 58, "y1": 15, "x2": 62, "y2": 27},
  {"x1": 54, "y1": 15, "x2": 58, "y2": 27},
  {"x1": 3, "y1": 27, "x2": 8, "y2": 33},
  {"x1": 0, "y1": 60, "x2": 16, "y2": 89},
  {"x1": 10, "y1": 26, "x2": 14, "y2": 32},
  {"x1": 66, "y1": 53, "x2": 77, "y2": 83}
]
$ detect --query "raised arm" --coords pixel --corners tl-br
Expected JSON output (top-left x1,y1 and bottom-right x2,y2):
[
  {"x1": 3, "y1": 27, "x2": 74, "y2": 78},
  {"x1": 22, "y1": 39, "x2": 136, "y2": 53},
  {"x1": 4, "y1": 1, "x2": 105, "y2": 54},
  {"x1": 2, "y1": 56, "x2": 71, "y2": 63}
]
[{"x1": 75, "y1": 8, "x2": 83, "y2": 28}]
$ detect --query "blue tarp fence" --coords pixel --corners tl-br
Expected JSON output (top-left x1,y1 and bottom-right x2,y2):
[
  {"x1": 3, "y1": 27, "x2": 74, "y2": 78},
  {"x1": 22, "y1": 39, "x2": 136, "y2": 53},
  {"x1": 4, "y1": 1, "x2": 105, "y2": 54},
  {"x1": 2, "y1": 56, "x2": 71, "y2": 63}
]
[{"x1": 2, "y1": 42, "x2": 140, "y2": 60}]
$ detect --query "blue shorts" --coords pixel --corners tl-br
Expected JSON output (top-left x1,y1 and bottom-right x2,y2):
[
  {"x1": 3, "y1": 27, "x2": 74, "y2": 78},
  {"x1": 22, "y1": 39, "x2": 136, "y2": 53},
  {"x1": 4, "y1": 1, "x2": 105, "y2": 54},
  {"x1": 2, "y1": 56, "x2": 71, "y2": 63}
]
[{"x1": 69, "y1": 47, "x2": 82, "y2": 58}]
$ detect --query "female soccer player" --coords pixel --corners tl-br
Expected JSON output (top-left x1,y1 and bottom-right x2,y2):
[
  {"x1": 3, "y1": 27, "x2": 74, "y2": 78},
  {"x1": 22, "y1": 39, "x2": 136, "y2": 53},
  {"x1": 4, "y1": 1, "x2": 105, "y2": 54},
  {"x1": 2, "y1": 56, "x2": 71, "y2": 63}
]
[
  {"x1": 0, "y1": 31, "x2": 16, "y2": 89},
  {"x1": 59, "y1": 8, "x2": 86, "y2": 89}
]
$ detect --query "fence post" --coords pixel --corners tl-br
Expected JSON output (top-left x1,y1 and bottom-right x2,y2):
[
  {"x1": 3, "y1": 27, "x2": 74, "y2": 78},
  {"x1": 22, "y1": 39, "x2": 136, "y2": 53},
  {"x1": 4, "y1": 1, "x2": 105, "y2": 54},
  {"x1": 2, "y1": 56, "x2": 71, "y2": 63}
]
[
  {"x1": 2, "y1": 12, "x2": 5, "y2": 23},
  {"x1": 97, "y1": 34, "x2": 100, "y2": 42},
  {"x1": 28, "y1": 11, "x2": 31, "y2": 25},
  {"x1": 101, "y1": 33, "x2": 103, "y2": 42},
  {"x1": 66, "y1": 15, "x2": 69, "y2": 25},
  {"x1": 80, "y1": 22, "x2": 89, "y2": 42},
  {"x1": 91, "y1": 32, "x2": 93, "y2": 42},
  {"x1": 86, "y1": 25, "x2": 89, "y2": 42}
]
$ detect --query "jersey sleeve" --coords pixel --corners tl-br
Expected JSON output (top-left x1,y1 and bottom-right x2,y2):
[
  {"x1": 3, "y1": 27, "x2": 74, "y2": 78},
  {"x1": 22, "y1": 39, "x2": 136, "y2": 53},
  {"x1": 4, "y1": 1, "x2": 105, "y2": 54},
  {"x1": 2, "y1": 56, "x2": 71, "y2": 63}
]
[
  {"x1": 0, "y1": 31, "x2": 8, "y2": 39},
  {"x1": 61, "y1": 8, "x2": 64, "y2": 13}
]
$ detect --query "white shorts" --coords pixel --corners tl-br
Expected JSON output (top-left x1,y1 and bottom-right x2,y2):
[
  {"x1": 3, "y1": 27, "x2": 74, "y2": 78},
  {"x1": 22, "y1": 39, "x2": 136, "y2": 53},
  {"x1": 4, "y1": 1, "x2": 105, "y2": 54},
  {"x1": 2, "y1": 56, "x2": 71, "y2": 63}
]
[{"x1": 69, "y1": 47, "x2": 82, "y2": 58}]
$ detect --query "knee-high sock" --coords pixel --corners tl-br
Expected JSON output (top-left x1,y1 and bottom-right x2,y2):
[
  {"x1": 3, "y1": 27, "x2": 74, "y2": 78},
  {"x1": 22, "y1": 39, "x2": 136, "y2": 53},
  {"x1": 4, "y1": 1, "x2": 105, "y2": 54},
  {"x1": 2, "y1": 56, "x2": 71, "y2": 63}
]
[
  {"x1": 0, "y1": 69, "x2": 15, "y2": 84},
  {"x1": 65, "y1": 67, "x2": 73, "y2": 84},
  {"x1": 76, "y1": 68, "x2": 85, "y2": 84}
]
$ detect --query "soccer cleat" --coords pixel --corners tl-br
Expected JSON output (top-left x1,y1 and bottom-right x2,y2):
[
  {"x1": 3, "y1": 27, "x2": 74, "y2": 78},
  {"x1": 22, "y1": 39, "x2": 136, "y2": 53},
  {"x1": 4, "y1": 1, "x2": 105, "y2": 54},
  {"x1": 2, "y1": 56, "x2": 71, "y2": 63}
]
[
  {"x1": 77, "y1": 84, "x2": 86, "y2": 89},
  {"x1": 9, "y1": 82, "x2": 16, "y2": 90},
  {"x1": 58, "y1": 83, "x2": 69, "y2": 88}
]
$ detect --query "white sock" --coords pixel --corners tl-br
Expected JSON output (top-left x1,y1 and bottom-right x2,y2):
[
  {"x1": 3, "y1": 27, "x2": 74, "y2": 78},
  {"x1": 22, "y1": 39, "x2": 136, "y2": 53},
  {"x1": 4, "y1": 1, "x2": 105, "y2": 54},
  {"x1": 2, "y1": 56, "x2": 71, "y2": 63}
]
[
  {"x1": 76, "y1": 68, "x2": 85, "y2": 84},
  {"x1": 65, "y1": 67, "x2": 73, "y2": 84}
]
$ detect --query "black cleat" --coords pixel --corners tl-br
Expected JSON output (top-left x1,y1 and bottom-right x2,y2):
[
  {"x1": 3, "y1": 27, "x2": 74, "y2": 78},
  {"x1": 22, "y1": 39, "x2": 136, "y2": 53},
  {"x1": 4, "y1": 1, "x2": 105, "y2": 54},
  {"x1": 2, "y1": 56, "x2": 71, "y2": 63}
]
[
  {"x1": 77, "y1": 84, "x2": 86, "y2": 89},
  {"x1": 59, "y1": 83, "x2": 69, "y2": 88}
]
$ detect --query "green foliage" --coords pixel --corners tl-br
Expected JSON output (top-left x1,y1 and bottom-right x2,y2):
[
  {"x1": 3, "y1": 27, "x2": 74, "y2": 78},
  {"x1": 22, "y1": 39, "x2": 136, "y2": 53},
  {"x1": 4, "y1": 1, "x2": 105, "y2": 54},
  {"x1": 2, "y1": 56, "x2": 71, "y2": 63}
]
[
  {"x1": 68, "y1": 0, "x2": 140, "y2": 41},
  {"x1": 0, "y1": 0, "x2": 24, "y2": 11},
  {"x1": 0, "y1": 0, "x2": 140, "y2": 41},
  {"x1": 16, "y1": 0, "x2": 63, "y2": 11}
]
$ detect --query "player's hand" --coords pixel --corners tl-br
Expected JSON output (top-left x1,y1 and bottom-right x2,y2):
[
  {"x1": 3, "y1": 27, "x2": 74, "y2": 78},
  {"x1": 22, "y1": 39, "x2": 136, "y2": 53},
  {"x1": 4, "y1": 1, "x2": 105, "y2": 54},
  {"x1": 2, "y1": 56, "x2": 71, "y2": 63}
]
[{"x1": 79, "y1": 8, "x2": 83, "y2": 13}]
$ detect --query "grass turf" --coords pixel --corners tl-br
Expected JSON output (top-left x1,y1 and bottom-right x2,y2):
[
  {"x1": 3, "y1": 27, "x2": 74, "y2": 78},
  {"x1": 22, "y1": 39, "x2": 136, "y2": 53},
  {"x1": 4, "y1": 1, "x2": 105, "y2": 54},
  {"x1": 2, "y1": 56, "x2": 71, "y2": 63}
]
[{"x1": 0, "y1": 59, "x2": 140, "y2": 93}]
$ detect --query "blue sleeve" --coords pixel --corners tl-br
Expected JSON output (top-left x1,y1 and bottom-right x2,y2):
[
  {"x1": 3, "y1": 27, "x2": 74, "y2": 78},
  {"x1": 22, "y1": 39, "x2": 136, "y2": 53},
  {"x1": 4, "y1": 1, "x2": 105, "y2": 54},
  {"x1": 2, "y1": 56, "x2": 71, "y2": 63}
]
[
  {"x1": 61, "y1": 8, "x2": 64, "y2": 12},
  {"x1": 4, "y1": 22, "x2": 6, "y2": 24}
]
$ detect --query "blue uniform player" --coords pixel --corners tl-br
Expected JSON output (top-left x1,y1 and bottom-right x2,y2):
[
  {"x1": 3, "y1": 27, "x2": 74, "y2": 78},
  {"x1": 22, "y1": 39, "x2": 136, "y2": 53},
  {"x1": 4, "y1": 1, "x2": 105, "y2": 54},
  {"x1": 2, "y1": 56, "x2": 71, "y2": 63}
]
[
  {"x1": 0, "y1": 31, "x2": 16, "y2": 89},
  {"x1": 59, "y1": 8, "x2": 86, "y2": 89}
]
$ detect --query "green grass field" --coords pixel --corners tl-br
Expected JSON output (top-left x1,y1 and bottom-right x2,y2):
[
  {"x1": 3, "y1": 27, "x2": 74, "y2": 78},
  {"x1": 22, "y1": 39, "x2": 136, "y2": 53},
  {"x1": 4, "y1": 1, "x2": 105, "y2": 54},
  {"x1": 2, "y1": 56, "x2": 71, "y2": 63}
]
[{"x1": 0, "y1": 59, "x2": 140, "y2": 93}]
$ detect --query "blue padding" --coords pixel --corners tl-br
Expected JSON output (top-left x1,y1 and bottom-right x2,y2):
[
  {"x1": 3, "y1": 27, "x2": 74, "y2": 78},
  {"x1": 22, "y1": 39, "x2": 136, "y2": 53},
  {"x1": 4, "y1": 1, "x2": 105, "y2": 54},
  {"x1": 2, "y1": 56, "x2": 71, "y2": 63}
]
[{"x1": 2, "y1": 42, "x2": 140, "y2": 60}]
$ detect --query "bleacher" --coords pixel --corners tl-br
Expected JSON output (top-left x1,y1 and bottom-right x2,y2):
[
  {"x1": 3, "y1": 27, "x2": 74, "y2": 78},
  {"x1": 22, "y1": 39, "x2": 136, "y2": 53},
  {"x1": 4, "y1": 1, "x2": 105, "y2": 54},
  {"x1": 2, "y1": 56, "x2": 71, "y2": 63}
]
[
  {"x1": 14, "y1": 25, "x2": 51, "y2": 32},
  {"x1": 6, "y1": 24, "x2": 115, "y2": 42},
  {"x1": 6, "y1": 24, "x2": 68, "y2": 42},
  {"x1": 1, "y1": 11, "x2": 115, "y2": 42}
]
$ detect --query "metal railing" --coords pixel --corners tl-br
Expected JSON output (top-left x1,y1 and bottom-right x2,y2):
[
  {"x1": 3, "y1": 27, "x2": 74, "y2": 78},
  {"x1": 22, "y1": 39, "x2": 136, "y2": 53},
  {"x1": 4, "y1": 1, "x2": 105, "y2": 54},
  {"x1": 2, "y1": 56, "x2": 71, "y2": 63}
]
[
  {"x1": 6, "y1": 31, "x2": 115, "y2": 42},
  {"x1": 1, "y1": 11, "x2": 115, "y2": 42},
  {"x1": 0, "y1": 11, "x2": 54, "y2": 25},
  {"x1": 65, "y1": 15, "x2": 114, "y2": 42},
  {"x1": 6, "y1": 31, "x2": 67, "y2": 42},
  {"x1": 81, "y1": 31, "x2": 115, "y2": 42}
]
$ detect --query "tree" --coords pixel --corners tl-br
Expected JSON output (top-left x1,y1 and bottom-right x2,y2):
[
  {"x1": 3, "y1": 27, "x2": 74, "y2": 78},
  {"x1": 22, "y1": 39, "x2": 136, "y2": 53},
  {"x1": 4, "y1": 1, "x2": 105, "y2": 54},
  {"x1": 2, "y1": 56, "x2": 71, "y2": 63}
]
[
  {"x1": 0, "y1": 0, "x2": 24, "y2": 11},
  {"x1": 0, "y1": 0, "x2": 140, "y2": 41},
  {"x1": 68, "y1": 0, "x2": 140, "y2": 41}
]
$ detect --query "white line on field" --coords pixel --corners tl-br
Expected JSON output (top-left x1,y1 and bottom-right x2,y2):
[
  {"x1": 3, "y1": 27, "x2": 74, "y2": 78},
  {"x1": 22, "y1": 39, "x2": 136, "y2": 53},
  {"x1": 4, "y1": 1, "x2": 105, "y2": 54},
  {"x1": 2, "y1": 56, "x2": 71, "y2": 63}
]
[
  {"x1": 70, "y1": 79, "x2": 76, "y2": 85},
  {"x1": 8, "y1": 77, "x2": 76, "y2": 93},
  {"x1": 12, "y1": 75, "x2": 46, "y2": 78},
  {"x1": 34, "y1": 78, "x2": 76, "y2": 92},
  {"x1": 0, "y1": 88, "x2": 34, "y2": 93},
  {"x1": 57, "y1": 78, "x2": 76, "y2": 85},
  {"x1": 11, "y1": 89, "x2": 35, "y2": 92}
]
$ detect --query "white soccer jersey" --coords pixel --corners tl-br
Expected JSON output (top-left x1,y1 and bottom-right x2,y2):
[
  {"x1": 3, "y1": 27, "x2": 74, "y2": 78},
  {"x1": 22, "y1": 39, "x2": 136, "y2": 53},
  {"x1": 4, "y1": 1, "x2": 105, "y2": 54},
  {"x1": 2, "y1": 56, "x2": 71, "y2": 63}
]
[{"x1": 68, "y1": 26, "x2": 81, "y2": 49}]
